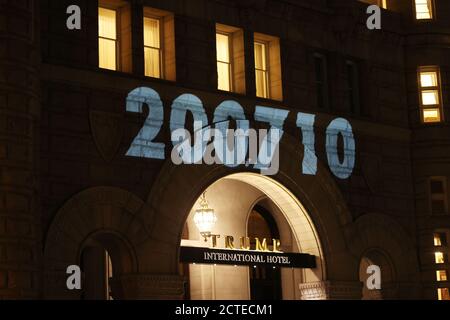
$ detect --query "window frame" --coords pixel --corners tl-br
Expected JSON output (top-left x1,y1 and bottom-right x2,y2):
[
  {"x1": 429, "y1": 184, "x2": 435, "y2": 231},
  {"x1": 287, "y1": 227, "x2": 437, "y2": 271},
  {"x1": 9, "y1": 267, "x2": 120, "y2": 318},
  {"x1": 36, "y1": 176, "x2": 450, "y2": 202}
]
[
  {"x1": 254, "y1": 39, "x2": 271, "y2": 99},
  {"x1": 418, "y1": 66, "x2": 443, "y2": 124},
  {"x1": 438, "y1": 288, "x2": 450, "y2": 300},
  {"x1": 216, "y1": 30, "x2": 234, "y2": 92},
  {"x1": 414, "y1": 0, "x2": 435, "y2": 21},
  {"x1": 98, "y1": 6, "x2": 121, "y2": 71},
  {"x1": 143, "y1": 14, "x2": 165, "y2": 79},
  {"x1": 436, "y1": 270, "x2": 448, "y2": 282},
  {"x1": 313, "y1": 53, "x2": 330, "y2": 110},
  {"x1": 428, "y1": 177, "x2": 449, "y2": 215},
  {"x1": 434, "y1": 232, "x2": 448, "y2": 247}
]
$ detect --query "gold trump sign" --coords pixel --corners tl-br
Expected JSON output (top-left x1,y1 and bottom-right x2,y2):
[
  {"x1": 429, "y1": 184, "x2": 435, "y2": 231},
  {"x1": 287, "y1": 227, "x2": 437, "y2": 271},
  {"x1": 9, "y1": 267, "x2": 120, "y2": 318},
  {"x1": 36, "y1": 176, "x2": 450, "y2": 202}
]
[
  {"x1": 180, "y1": 236, "x2": 316, "y2": 268},
  {"x1": 209, "y1": 235, "x2": 282, "y2": 253}
]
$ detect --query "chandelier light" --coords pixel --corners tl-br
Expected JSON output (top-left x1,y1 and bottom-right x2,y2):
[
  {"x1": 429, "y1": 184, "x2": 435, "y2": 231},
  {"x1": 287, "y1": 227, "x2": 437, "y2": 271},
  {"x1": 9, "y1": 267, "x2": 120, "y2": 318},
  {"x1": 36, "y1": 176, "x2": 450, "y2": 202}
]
[{"x1": 193, "y1": 192, "x2": 217, "y2": 241}]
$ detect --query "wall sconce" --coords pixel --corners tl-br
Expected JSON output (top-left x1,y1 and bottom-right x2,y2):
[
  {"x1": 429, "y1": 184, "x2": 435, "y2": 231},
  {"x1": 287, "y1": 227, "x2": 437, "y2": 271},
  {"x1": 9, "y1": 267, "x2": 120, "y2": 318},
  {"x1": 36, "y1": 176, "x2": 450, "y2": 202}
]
[{"x1": 193, "y1": 192, "x2": 217, "y2": 241}]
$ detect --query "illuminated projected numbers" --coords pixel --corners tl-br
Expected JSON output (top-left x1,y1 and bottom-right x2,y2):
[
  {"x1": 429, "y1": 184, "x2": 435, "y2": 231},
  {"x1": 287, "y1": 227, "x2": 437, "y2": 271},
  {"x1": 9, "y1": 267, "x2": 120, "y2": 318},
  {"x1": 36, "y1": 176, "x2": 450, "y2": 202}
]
[{"x1": 125, "y1": 87, "x2": 356, "y2": 179}]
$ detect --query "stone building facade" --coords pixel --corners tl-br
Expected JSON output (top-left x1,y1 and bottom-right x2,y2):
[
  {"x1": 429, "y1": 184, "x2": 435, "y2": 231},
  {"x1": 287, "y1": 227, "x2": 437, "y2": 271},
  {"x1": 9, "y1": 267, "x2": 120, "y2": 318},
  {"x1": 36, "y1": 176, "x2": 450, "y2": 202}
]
[{"x1": 0, "y1": 0, "x2": 449, "y2": 299}]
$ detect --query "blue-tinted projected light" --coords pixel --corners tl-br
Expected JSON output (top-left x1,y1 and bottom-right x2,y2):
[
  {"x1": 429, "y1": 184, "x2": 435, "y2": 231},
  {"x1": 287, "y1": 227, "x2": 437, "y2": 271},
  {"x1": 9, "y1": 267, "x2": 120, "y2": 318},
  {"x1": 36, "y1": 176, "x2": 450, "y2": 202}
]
[
  {"x1": 124, "y1": 86, "x2": 357, "y2": 179},
  {"x1": 126, "y1": 87, "x2": 165, "y2": 159},
  {"x1": 326, "y1": 118, "x2": 356, "y2": 179},
  {"x1": 254, "y1": 106, "x2": 289, "y2": 175},
  {"x1": 170, "y1": 94, "x2": 209, "y2": 164},
  {"x1": 213, "y1": 100, "x2": 249, "y2": 167},
  {"x1": 297, "y1": 112, "x2": 317, "y2": 175}
]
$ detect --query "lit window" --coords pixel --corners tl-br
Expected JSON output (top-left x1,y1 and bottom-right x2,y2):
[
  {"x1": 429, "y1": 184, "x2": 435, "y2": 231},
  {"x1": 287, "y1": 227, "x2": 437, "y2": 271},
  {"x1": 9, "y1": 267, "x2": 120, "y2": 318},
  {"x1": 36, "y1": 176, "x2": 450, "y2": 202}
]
[
  {"x1": 429, "y1": 177, "x2": 448, "y2": 215},
  {"x1": 254, "y1": 41, "x2": 269, "y2": 99},
  {"x1": 98, "y1": 1, "x2": 132, "y2": 73},
  {"x1": 144, "y1": 17, "x2": 162, "y2": 78},
  {"x1": 438, "y1": 288, "x2": 450, "y2": 300},
  {"x1": 435, "y1": 252, "x2": 445, "y2": 264},
  {"x1": 217, "y1": 33, "x2": 232, "y2": 91},
  {"x1": 419, "y1": 68, "x2": 443, "y2": 123},
  {"x1": 314, "y1": 54, "x2": 329, "y2": 109},
  {"x1": 215, "y1": 24, "x2": 245, "y2": 94},
  {"x1": 437, "y1": 270, "x2": 448, "y2": 282},
  {"x1": 143, "y1": 8, "x2": 176, "y2": 81},
  {"x1": 415, "y1": 0, "x2": 433, "y2": 20},
  {"x1": 359, "y1": 0, "x2": 387, "y2": 9},
  {"x1": 434, "y1": 233, "x2": 447, "y2": 247},
  {"x1": 99, "y1": 7, "x2": 118, "y2": 70},
  {"x1": 254, "y1": 33, "x2": 283, "y2": 101}
]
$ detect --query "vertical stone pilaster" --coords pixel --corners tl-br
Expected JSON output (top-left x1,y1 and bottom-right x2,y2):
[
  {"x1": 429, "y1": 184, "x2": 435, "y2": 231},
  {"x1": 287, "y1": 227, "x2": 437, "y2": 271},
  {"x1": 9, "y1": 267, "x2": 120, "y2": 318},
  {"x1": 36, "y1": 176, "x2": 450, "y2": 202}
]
[{"x1": 0, "y1": 0, "x2": 41, "y2": 299}]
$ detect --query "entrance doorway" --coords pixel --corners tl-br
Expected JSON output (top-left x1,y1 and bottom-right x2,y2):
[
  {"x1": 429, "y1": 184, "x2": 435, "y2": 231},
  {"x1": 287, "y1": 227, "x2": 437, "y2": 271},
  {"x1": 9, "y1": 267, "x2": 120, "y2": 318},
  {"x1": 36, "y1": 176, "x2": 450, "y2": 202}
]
[
  {"x1": 179, "y1": 173, "x2": 324, "y2": 300},
  {"x1": 248, "y1": 206, "x2": 282, "y2": 300}
]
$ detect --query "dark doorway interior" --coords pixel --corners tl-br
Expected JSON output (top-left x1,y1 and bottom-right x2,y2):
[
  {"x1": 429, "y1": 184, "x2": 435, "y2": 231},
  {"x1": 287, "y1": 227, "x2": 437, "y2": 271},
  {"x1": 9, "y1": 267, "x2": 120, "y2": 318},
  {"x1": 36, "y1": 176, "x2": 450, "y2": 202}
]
[
  {"x1": 80, "y1": 245, "x2": 113, "y2": 300},
  {"x1": 248, "y1": 205, "x2": 282, "y2": 300}
]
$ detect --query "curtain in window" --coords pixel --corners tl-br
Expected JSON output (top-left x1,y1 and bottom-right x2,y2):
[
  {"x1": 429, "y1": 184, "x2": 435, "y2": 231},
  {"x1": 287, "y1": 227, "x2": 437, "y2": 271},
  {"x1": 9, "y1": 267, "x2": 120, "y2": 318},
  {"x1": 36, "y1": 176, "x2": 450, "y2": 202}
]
[
  {"x1": 98, "y1": 8, "x2": 117, "y2": 70},
  {"x1": 144, "y1": 17, "x2": 161, "y2": 78}
]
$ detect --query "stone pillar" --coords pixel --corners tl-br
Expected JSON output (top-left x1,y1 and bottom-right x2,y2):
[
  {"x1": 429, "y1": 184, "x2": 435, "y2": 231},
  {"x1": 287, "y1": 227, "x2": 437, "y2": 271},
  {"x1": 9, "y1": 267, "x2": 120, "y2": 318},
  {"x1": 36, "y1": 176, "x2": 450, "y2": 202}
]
[
  {"x1": 0, "y1": 0, "x2": 41, "y2": 298},
  {"x1": 299, "y1": 281, "x2": 363, "y2": 300},
  {"x1": 115, "y1": 274, "x2": 185, "y2": 300}
]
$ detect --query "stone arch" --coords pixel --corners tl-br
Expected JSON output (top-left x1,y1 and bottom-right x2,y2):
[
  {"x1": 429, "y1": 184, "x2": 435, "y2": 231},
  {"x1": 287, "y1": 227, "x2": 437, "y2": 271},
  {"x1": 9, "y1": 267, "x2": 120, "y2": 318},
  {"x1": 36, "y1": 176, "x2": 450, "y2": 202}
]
[
  {"x1": 359, "y1": 248, "x2": 395, "y2": 300},
  {"x1": 142, "y1": 131, "x2": 358, "y2": 289},
  {"x1": 44, "y1": 187, "x2": 150, "y2": 299},
  {"x1": 349, "y1": 213, "x2": 420, "y2": 299}
]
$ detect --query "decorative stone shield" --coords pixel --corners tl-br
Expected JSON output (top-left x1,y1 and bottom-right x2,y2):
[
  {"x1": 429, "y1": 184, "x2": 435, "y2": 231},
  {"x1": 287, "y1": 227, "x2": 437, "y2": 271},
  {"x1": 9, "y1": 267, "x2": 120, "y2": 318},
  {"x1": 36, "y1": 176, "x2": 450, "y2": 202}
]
[{"x1": 89, "y1": 110, "x2": 123, "y2": 162}]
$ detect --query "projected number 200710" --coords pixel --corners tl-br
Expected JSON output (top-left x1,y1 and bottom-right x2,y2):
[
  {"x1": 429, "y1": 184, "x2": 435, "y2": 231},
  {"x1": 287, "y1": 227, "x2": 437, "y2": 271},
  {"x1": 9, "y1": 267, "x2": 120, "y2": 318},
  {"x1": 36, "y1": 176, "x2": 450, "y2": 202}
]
[{"x1": 125, "y1": 86, "x2": 356, "y2": 178}]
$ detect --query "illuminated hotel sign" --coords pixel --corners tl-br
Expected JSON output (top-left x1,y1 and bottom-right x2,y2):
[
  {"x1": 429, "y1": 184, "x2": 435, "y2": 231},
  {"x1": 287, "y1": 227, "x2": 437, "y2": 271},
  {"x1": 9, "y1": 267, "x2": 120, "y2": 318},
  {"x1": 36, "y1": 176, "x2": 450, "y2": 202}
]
[
  {"x1": 180, "y1": 247, "x2": 316, "y2": 269},
  {"x1": 125, "y1": 87, "x2": 356, "y2": 177},
  {"x1": 180, "y1": 236, "x2": 316, "y2": 268}
]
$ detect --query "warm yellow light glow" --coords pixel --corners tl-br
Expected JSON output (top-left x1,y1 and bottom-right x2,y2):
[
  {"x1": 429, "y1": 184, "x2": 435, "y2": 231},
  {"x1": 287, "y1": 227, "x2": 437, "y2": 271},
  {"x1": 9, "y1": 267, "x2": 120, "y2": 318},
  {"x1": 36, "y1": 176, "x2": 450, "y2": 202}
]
[
  {"x1": 144, "y1": 17, "x2": 161, "y2": 78},
  {"x1": 105, "y1": 250, "x2": 113, "y2": 300},
  {"x1": 422, "y1": 90, "x2": 439, "y2": 106},
  {"x1": 438, "y1": 288, "x2": 450, "y2": 300},
  {"x1": 419, "y1": 68, "x2": 442, "y2": 123},
  {"x1": 99, "y1": 8, "x2": 116, "y2": 39},
  {"x1": 434, "y1": 234, "x2": 443, "y2": 247},
  {"x1": 193, "y1": 193, "x2": 217, "y2": 240},
  {"x1": 216, "y1": 33, "x2": 231, "y2": 91},
  {"x1": 423, "y1": 109, "x2": 440, "y2": 123},
  {"x1": 381, "y1": 0, "x2": 387, "y2": 9},
  {"x1": 415, "y1": 0, "x2": 432, "y2": 20},
  {"x1": 437, "y1": 270, "x2": 448, "y2": 282},
  {"x1": 435, "y1": 252, "x2": 445, "y2": 264},
  {"x1": 98, "y1": 7, "x2": 117, "y2": 70},
  {"x1": 421, "y1": 72, "x2": 438, "y2": 87},
  {"x1": 254, "y1": 41, "x2": 268, "y2": 99}
]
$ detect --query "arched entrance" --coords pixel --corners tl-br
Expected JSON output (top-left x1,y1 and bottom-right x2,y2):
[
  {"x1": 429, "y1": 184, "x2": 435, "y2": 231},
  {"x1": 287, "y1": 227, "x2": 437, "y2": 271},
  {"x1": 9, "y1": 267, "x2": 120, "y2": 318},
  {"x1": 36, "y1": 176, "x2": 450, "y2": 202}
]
[
  {"x1": 44, "y1": 133, "x2": 368, "y2": 299},
  {"x1": 179, "y1": 173, "x2": 325, "y2": 300}
]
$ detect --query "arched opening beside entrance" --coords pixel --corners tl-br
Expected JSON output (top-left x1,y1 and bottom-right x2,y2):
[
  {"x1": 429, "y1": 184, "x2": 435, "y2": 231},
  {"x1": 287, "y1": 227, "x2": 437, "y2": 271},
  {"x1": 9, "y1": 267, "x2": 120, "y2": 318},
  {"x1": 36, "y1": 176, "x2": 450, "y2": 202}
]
[
  {"x1": 359, "y1": 249, "x2": 395, "y2": 300},
  {"x1": 180, "y1": 173, "x2": 324, "y2": 300},
  {"x1": 78, "y1": 231, "x2": 134, "y2": 300}
]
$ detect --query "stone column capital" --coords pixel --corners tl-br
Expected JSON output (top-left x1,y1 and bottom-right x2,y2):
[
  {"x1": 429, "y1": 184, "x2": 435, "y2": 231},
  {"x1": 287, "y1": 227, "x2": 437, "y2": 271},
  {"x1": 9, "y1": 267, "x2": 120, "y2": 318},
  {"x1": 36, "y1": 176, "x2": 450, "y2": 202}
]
[
  {"x1": 114, "y1": 274, "x2": 185, "y2": 300},
  {"x1": 299, "y1": 281, "x2": 363, "y2": 300}
]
